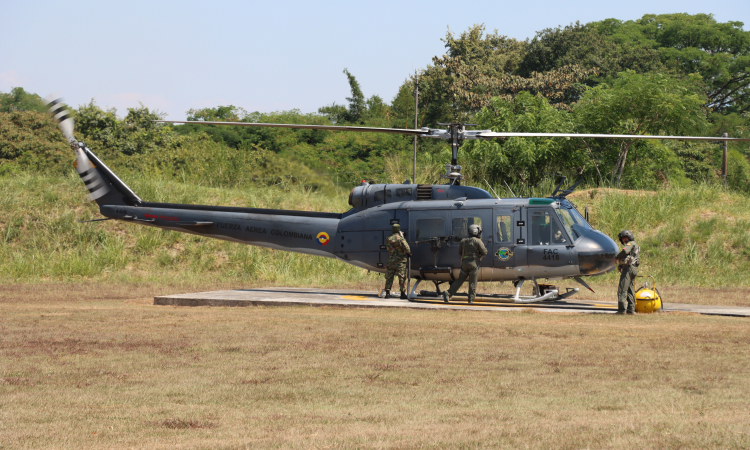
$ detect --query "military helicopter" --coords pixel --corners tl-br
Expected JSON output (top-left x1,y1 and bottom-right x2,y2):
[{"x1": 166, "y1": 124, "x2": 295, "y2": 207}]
[{"x1": 45, "y1": 95, "x2": 750, "y2": 303}]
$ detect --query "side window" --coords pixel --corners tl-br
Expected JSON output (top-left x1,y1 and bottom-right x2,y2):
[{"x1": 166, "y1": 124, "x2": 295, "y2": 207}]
[
  {"x1": 496, "y1": 215, "x2": 512, "y2": 243},
  {"x1": 452, "y1": 217, "x2": 482, "y2": 240},
  {"x1": 395, "y1": 188, "x2": 413, "y2": 198},
  {"x1": 373, "y1": 189, "x2": 392, "y2": 203},
  {"x1": 531, "y1": 210, "x2": 566, "y2": 245},
  {"x1": 416, "y1": 218, "x2": 444, "y2": 241}
]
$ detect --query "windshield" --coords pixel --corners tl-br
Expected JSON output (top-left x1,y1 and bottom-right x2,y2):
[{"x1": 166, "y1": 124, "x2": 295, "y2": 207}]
[{"x1": 556, "y1": 207, "x2": 590, "y2": 241}]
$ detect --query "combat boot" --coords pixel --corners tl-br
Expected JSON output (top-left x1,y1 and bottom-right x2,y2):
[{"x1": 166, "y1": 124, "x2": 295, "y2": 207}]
[
  {"x1": 384, "y1": 290, "x2": 391, "y2": 299},
  {"x1": 400, "y1": 291, "x2": 408, "y2": 299},
  {"x1": 442, "y1": 291, "x2": 451, "y2": 303},
  {"x1": 467, "y1": 297, "x2": 474, "y2": 304}
]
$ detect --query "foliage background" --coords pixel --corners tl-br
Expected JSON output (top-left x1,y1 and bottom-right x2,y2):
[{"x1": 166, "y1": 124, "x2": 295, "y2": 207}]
[{"x1": 2, "y1": 13, "x2": 750, "y2": 287}]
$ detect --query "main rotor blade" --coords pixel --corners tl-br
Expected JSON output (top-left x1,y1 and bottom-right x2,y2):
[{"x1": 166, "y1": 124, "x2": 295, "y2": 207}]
[
  {"x1": 155, "y1": 120, "x2": 429, "y2": 136},
  {"x1": 475, "y1": 132, "x2": 750, "y2": 142}
]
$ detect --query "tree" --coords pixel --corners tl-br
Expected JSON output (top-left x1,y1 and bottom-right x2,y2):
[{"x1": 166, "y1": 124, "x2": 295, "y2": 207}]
[
  {"x1": 186, "y1": 105, "x2": 248, "y2": 121},
  {"x1": 343, "y1": 68, "x2": 365, "y2": 122},
  {"x1": 462, "y1": 92, "x2": 582, "y2": 186},
  {"x1": 519, "y1": 21, "x2": 663, "y2": 82},
  {"x1": 75, "y1": 101, "x2": 172, "y2": 156},
  {"x1": 574, "y1": 71, "x2": 708, "y2": 186},
  {"x1": 0, "y1": 87, "x2": 47, "y2": 113},
  {"x1": 597, "y1": 14, "x2": 750, "y2": 113},
  {"x1": 318, "y1": 69, "x2": 391, "y2": 125},
  {"x1": 423, "y1": 24, "x2": 595, "y2": 120}
]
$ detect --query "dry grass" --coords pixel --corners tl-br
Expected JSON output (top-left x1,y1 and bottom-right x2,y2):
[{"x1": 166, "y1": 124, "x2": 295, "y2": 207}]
[{"x1": 1, "y1": 283, "x2": 749, "y2": 449}]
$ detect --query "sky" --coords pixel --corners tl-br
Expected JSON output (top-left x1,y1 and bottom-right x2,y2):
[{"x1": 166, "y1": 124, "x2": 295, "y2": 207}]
[{"x1": 2, "y1": 0, "x2": 749, "y2": 120}]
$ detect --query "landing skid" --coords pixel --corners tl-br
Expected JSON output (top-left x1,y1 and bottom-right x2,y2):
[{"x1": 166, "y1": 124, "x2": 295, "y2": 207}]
[{"x1": 407, "y1": 278, "x2": 580, "y2": 304}]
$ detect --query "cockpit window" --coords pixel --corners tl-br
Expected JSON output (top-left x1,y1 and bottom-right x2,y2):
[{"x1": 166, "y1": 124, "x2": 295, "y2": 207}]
[
  {"x1": 556, "y1": 207, "x2": 590, "y2": 241},
  {"x1": 531, "y1": 210, "x2": 567, "y2": 245}
]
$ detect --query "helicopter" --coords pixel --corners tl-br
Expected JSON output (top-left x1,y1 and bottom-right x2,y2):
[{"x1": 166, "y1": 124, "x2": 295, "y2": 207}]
[{"x1": 44, "y1": 95, "x2": 750, "y2": 303}]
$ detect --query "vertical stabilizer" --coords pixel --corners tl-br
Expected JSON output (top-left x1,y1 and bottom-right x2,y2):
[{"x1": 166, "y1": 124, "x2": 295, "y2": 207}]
[{"x1": 44, "y1": 95, "x2": 141, "y2": 207}]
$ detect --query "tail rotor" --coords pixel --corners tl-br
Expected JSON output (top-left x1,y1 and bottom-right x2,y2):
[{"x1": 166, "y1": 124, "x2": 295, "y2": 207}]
[{"x1": 43, "y1": 95, "x2": 111, "y2": 201}]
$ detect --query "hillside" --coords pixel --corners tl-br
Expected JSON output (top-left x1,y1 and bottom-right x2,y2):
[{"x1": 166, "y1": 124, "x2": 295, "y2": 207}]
[
  {"x1": 2, "y1": 169, "x2": 750, "y2": 295},
  {"x1": 569, "y1": 186, "x2": 750, "y2": 287}
]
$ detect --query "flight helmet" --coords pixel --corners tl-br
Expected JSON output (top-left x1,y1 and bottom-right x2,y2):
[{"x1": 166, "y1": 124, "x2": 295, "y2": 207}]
[
  {"x1": 468, "y1": 224, "x2": 482, "y2": 237},
  {"x1": 618, "y1": 229, "x2": 634, "y2": 243},
  {"x1": 392, "y1": 223, "x2": 401, "y2": 234}
]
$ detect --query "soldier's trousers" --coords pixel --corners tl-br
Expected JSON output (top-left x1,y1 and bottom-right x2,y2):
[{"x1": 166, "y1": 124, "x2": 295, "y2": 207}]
[
  {"x1": 447, "y1": 259, "x2": 479, "y2": 302},
  {"x1": 385, "y1": 262, "x2": 407, "y2": 291},
  {"x1": 617, "y1": 264, "x2": 638, "y2": 312}
]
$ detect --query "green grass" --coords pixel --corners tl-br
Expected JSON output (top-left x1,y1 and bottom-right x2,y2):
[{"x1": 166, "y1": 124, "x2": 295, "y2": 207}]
[
  {"x1": 3, "y1": 171, "x2": 750, "y2": 289},
  {"x1": 0, "y1": 170, "x2": 376, "y2": 287},
  {"x1": 569, "y1": 184, "x2": 750, "y2": 286}
]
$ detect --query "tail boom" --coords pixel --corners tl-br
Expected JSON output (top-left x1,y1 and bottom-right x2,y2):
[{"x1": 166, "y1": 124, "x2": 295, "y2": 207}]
[{"x1": 99, "y1": 205, "x2": 340, "y2": 258}]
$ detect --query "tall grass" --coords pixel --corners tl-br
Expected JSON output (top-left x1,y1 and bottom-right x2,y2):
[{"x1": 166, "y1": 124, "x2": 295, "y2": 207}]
[
  {"x1": 0, "y1": 171, "x2": 376, "y2": 287},
  {"x1": 2, "y1": 172, "x2": 750, "y2": 288},
  {"x1": 569, "y1": 183, "x2": 750, "y2": 286}
]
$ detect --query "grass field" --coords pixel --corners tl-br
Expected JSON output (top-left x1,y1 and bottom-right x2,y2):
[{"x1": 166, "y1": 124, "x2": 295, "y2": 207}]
[
  {"x1": 3, "y1": 171, "x2": 750, "y2": 448},
  {"x1": 4, "y1": 171, "x2": 750, "y2": 291},
  {"x1": 1, "y1": 283, "x2": 749, "y2": 449}
]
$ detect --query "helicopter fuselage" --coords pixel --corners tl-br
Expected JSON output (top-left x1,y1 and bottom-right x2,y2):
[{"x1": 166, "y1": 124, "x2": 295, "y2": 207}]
[{"x1": 99, "y1": 181, "x2": 618, "y2": 284}]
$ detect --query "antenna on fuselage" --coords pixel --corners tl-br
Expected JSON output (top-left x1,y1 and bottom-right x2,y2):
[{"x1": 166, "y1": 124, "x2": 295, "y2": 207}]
[
  {"x1": 484, "y1": 179, "x2": 500, "y2": 199},
  {"x1": 503, "y1": 180, "x2": 517, "y2": 198}
]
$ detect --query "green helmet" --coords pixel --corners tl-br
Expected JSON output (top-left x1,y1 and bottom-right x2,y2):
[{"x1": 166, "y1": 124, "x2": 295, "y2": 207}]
[
  {"x1": 392, "y1": 223, "x2": 401, "y2": 233},
  {"x1": 618, "y1": 229, "x2": 634, "y2": 243},
  {"x1": 468, "y1": 224, "x2": 482, "y2": 237}
]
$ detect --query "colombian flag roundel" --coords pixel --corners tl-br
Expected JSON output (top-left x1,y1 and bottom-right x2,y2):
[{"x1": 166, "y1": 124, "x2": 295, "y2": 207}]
[{"x1": 316, "y1": 232, "x2": 330, "y2": 245}]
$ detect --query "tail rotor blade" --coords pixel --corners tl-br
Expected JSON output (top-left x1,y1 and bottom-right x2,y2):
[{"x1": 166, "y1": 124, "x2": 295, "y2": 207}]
[
  {"x1": 43, "y1": 94, "x2": 76, "y2": 146},
  {"x1": 75, "y1": 144, "x2": 110, "y2": 201},
  {"x1": 43, "y1": 93, "x2": 110, "y2": 201}
]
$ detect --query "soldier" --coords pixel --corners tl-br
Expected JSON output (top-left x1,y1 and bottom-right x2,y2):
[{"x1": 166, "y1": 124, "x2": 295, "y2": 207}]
[
  {"x1": 615, "y1": 229, "x2": 640, "y2": 314},
  {"x1": 384, "y1": 223, "x2": 411, "y2": 299},
  {"x1": 443, "y1": 224, "x2": 488, "y2": 304}
]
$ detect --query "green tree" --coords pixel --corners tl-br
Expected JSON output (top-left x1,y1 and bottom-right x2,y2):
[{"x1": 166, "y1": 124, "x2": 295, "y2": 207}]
[
  {"x1": 0, "y1": 110, "x2": 69, "y2": 173},
  {"x1": 319, "y1": 69, "x2": 392, "y2": 126},
  {"x1": 462, "y1": 92, "x2": 582, "y2": 186},
  {"x1": 186, "y1": 105, "x2": 248, "y2": 121},
  {"x1": 519, "y1": 21, "x2": 663, "y2": 82},
  {"x1": 596, "y1": 14, "x2": 750, "y2": 113},
  {"x1": 75, "y1": 101, "x2": 173, "y2": 156},
  {"x1": 574, "y1": 71, "x2": 708, "y2": 186},
  {"x1": 0, "y1": 87, "x2": 47, "y2": 113},
  {"x1": 423, "y1": 24, "x2": 595, "y2": 120},
  {"x1": 343, "y1": 68, "x2": 365, "y2": 122}
]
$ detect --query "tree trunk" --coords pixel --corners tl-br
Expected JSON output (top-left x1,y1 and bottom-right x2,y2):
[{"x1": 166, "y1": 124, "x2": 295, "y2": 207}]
[
  {"x1": 615, "y1": 141, "x2": 633, "y2": 187},
  {"x1": 581, "y1": 139, "x2": 604, "y2": 185}
]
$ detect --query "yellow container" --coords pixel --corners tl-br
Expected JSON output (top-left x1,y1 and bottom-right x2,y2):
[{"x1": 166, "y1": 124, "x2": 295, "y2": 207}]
[{"x1": 634, "y1": 276, "x2": 662, "y2": 313}]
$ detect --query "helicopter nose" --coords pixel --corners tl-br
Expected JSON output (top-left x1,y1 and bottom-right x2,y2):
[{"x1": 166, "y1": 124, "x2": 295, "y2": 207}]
[{"x1": 575, "y1": 228, "x2": 619, "y2": 275}]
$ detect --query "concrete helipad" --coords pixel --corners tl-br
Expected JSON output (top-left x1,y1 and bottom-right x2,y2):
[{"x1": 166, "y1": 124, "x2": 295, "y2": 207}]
[{"x1": 154, "y1": 287, "x2": 750, "y2": 317}]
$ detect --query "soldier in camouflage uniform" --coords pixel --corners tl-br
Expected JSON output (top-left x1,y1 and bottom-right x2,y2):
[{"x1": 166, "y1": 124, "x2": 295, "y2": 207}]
[
  {"x1": 443, "y1": 224, "x2": 488, "y2": 304},
  {"x1": 615, "y1": 229, "x2": 640, "y2": 314},
  {"x1": 384, "y1": 223, "x2": 411, "y2": 299}
]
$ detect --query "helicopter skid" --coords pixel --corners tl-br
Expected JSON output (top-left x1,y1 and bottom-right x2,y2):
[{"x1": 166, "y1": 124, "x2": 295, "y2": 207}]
[{"x1": 408, "y1": 279, "x2": 580, "y2": 304}]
